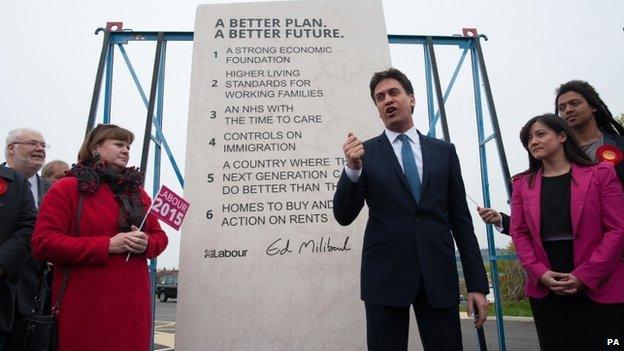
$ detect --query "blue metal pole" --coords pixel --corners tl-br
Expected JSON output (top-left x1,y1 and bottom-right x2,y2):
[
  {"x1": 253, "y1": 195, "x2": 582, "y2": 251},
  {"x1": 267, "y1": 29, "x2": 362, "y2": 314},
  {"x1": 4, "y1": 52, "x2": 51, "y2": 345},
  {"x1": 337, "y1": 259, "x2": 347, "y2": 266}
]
[
  {"x1": 118, "y1": 45, "x2": 149, "y2": 103},
  {"x1": 153, "y1": 44, "x2": 166, "y2": 190},
  {"x1": 423, "y1": 45, "x2": 435, "y2": 137},
  {"x1": 103, "y1": 44, "x2": 114, "y2": 124},
  {"x1": 470, "y1": 42, "x2": 507, "y2": 351},
  {"x1": 149, "y1": 40, "x2": 167, "y2": 351}
]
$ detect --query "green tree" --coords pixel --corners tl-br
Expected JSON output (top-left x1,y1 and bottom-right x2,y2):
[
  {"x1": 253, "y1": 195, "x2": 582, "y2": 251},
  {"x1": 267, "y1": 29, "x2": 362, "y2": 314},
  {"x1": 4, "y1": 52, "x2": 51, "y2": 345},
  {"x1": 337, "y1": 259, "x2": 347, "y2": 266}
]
[{"x1": 616, "y1": 113, "x2": 624, "y2": 126}]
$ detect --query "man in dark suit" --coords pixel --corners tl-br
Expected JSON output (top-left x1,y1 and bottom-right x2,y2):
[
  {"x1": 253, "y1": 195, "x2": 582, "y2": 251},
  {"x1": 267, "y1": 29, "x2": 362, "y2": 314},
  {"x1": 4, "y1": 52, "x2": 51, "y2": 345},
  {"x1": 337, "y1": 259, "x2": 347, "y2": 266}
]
[
  {"x1": 2, "y1": 128, "x2": 51, "y2": 350},
  {"x1": 478, "y1": 80, "x2": 624, "y2": 234},
  {"x1": 333, "y1": 68, "x2": 489, "y2": 350},
  {"x1": 0, "y1": 167, "x2": 37, "y2": 349}
]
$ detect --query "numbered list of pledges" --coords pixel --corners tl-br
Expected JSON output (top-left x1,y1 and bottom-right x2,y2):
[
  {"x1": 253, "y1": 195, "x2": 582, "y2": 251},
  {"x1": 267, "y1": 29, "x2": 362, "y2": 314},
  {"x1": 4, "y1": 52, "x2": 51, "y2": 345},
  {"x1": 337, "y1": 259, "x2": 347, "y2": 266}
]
[
  {"x1": 179, "y1": 1, "x2": 391, "y2": 349},
  {"x1": 213, "y1": 15, "x2": 348, "y2": 244}
]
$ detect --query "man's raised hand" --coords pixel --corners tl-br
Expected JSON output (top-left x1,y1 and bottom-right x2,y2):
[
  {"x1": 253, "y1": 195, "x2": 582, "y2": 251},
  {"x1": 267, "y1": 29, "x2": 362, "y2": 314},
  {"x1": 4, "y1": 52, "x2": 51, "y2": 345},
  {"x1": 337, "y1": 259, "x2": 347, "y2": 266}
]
[{"x1": 343, "y1": 133, "x2": 364, "y2": 170}]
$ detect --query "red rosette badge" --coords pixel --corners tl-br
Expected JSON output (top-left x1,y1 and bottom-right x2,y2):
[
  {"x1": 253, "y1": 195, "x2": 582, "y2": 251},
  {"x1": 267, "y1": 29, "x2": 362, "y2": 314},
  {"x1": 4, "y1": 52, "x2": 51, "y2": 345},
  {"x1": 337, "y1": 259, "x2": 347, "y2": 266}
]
[
  {"x1": 0, "y1": 178, "x2": 7, "y2": 196},
  {"x1": 596, "y1": 145, "x2": 623, "y2": 165}
]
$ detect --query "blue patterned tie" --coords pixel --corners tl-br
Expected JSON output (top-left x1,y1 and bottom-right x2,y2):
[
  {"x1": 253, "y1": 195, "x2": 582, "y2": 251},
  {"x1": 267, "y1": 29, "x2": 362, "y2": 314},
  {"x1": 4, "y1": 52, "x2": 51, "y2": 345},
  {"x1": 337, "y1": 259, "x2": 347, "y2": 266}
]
[{"x1": 397, "y1": 134, "x2": 421, "y2": 204}]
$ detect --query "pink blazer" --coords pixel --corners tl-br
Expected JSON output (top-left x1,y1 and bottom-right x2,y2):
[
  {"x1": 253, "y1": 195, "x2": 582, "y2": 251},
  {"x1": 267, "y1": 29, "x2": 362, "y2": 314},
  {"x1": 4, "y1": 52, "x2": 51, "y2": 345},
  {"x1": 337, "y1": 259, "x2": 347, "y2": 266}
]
[{"x1": 510, "y1": 162, "x2": 624, "y2": 303}]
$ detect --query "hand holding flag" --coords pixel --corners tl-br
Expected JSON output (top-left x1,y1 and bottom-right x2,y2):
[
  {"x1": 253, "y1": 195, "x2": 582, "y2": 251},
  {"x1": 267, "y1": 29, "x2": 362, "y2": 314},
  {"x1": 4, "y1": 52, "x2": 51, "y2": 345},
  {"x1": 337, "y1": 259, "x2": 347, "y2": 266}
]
[{"x1": 126, "y1": 185, "x2": 190, "y2": 261}]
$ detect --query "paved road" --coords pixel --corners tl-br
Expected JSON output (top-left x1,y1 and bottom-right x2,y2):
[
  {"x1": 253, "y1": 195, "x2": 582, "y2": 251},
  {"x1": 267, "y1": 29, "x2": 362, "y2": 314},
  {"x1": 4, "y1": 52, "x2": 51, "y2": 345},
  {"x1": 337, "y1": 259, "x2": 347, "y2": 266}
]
[
  {"x1": 154, "y1": 300, "x2": 540, "y2": 350},
  {"x1": 461, "y1": 318, "x2": 539, "y2": 350},
  {"x1": 155, "y1": 298, "x2": 177, "y2": 322},
  {"x1": 154, "y1": 299, "x2": 177, "y2": 350}
]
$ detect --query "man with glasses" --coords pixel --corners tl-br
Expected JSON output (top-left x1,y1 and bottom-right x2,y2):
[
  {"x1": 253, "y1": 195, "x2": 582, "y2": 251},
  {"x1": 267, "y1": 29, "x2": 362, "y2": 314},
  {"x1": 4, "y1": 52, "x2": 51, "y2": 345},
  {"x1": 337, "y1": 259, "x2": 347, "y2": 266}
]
[
  {"x1": 4, "y1": 129, "x2": 51, "y2": 207},
  {"x1": 1, "y1": 128, "x2": 51, "y2": 350}
]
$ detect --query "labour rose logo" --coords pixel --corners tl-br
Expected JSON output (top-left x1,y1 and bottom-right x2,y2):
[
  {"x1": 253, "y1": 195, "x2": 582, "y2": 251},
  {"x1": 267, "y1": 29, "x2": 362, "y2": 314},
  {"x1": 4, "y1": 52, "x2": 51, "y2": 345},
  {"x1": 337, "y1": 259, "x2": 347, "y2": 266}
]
[
  {"x1": 0, "y1": 178, "x2": 7, "y2": 196},
  {"x1": 596, "y1": 145, "x2": 623, "y2": 165}
]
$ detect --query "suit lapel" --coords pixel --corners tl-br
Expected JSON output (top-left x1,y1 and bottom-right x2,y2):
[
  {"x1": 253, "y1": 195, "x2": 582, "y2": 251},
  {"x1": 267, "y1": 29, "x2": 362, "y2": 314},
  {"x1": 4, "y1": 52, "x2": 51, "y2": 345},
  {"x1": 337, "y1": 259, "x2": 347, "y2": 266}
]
[
  {"x1": 570, "y1": 164, "x2": 591, "y2": 235},
  {"x1": 527, "y1": 170, "x2": 542, "y2": 236},
  {"x1": 375, "y1": 133, "x2": 412, "y2": 197},
  {"x1": 0, "y1": 166, "x2": 15, "y2": 182},
  {"x1": 36, "y1": 174, "x2": 43, "y2": 206},
  {"x1": 603, "y1": 133, "x2": 624, "y2": 150}
]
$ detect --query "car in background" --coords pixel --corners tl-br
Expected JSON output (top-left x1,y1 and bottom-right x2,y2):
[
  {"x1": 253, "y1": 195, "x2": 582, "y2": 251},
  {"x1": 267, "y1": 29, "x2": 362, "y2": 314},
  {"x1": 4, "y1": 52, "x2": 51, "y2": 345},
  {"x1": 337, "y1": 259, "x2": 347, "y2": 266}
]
[{"x1": 156, "y1": 275, "x2": 178, "y2": 302}]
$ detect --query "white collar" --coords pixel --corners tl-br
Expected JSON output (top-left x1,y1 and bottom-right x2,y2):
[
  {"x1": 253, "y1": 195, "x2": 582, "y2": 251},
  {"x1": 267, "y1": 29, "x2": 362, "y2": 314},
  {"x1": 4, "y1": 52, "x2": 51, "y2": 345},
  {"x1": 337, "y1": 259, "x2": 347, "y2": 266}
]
[{"x1": 384, "y1": 126, "x2": 420, "y2": 144}]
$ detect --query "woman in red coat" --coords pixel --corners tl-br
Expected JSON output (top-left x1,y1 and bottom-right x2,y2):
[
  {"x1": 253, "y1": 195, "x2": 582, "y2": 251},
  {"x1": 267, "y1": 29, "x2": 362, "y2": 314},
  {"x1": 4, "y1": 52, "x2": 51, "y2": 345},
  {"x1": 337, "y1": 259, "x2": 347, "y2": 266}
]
[{"x1": 32, "y1": 124, "x2": 168, "y2": 351}]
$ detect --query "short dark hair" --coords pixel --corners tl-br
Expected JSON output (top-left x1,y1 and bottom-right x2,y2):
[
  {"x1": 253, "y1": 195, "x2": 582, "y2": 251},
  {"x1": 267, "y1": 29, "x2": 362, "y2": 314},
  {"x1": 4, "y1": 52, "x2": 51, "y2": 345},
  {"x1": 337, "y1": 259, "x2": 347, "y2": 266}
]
[
  {"x1": 78, "y1": 124, "x2": 134, "y2": 163},
  {"x1": 517, "y1": 113, "x2": 593, "y2": 186},
  {"x1": 369, "y1": 68, "x2": 414, "y2": 102},
  {"x1": 555, "y1": 80, "x2": 624, "y2": 136}
]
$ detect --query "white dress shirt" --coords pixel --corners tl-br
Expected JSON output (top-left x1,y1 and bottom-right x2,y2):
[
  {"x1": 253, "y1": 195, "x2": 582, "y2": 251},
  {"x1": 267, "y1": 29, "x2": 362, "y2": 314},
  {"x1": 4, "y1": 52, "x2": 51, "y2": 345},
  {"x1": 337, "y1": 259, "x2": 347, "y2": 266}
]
[
  {"x1": 345, "y1": 126, "x2": 423, "y2": 182},
  {"x1": 28, "y1": 175, "x2": 39, "y2": 208}
]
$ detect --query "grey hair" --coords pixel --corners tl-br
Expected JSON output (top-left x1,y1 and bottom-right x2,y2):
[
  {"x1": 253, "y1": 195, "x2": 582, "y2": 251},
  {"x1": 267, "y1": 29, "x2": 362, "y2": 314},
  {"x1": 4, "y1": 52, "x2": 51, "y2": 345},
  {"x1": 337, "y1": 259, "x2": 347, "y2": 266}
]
[{"x1": 5, "y1": 128, "x2": 44, "y2": 158}]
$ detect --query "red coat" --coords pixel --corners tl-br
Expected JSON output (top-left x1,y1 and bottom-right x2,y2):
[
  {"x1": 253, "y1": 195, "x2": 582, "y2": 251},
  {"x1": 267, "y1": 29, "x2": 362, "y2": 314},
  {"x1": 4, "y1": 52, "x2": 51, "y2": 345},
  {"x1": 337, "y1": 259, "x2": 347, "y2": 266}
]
[{"x1": 32, "y1": 177, "x2": 168, "y2": 351}]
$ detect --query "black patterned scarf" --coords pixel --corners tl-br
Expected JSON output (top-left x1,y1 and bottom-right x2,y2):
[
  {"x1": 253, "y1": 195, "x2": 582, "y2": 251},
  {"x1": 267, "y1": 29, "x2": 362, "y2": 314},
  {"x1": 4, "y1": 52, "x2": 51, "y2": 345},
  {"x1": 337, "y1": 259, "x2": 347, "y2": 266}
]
[{"x1": 69, "y1": 161, "x2": 146, "y2": 232}]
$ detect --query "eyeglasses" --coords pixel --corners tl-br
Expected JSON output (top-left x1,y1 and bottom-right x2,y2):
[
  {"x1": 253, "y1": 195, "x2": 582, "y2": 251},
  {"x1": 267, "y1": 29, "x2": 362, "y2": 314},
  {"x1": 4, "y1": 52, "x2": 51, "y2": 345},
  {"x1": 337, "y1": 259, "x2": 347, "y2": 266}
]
[{"x1": 11, "y1": 141, "x2": 50, "y2": 149}]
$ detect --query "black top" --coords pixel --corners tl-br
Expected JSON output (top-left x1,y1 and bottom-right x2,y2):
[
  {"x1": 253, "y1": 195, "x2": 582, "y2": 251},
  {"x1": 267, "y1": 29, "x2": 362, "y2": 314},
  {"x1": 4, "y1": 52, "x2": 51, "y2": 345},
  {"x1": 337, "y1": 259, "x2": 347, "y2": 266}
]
[{"x1": 540, "y1": 171, "x2": 573, "y2": 241}]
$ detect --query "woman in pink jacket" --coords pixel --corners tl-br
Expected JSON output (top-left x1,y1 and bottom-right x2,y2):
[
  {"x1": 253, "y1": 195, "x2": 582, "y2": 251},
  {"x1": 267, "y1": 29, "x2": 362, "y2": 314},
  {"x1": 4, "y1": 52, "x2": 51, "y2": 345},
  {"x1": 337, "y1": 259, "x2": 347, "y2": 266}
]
[{"x1": 510, "y1": 113, "x2": 624, "y2": 350}]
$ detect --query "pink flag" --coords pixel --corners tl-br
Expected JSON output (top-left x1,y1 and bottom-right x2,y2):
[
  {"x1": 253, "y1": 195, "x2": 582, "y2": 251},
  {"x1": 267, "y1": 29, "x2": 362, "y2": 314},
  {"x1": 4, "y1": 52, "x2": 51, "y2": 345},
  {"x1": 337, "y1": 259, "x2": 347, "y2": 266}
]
[{"x1": 150, "y1": 185, "x2": 190, "y2": 230}]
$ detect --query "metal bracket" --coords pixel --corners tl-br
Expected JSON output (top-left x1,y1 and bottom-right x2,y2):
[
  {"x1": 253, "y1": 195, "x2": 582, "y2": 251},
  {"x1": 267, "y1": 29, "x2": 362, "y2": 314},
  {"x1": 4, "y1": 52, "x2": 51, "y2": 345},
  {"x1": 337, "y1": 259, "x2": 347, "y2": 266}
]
[
  {"x1": 462, "y1": 28, "x2": 478, "y2": 37},
  {"x1": 106, "y1": 22, "x2": 124, "y2": 32}
]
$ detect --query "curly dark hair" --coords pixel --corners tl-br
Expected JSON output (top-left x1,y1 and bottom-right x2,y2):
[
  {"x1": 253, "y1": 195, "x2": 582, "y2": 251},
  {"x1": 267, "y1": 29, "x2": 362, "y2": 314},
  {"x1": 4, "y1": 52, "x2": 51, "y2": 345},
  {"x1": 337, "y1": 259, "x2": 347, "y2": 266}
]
[{"x1": 555, "y1": 80, "x2": 624, "y2": 136}]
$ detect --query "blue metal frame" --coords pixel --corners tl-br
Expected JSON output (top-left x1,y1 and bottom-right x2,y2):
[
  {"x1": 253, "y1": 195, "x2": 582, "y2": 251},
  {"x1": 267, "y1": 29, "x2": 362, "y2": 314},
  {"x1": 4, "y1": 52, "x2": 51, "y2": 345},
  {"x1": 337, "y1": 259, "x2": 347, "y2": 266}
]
[
  {"x1": 423, "y1": 45, "x2": 436, "y2": 137},
  {"x1": 103, "y1": 45, "x2": 114, "y2": 123},
  {"x1": 90, "y1": 29, "x2": 190, "y2": 351},
  {"x1": 90, "y1": 28, "x2": 513, "y2": 351}
]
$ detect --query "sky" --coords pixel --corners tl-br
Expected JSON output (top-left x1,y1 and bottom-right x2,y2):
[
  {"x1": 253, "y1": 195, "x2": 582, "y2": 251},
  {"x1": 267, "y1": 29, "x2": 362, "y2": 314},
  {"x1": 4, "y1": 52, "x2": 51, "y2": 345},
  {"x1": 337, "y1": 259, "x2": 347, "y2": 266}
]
[{"x1": 1, "y1": 0, "x2": 622, "y2": 269}]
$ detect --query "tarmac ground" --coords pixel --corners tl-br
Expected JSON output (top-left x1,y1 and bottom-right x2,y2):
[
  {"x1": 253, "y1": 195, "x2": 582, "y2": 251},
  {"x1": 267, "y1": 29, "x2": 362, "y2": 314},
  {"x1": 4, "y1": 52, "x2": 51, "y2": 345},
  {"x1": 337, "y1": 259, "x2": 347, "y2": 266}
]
[{"x1": 153, "y1": 300, "x2": 541, "y2": 350}]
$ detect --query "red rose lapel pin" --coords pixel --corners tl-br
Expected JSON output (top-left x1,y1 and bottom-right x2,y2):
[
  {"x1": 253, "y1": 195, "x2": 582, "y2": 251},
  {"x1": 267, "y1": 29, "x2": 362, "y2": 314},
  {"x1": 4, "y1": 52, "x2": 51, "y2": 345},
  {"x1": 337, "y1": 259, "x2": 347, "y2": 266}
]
[
  {"x1": 596, "y1": 145, "x2": 623, "y2": 165},
  {"x1": 0, "y1": 178, "x2": 7, "y2": 196}
]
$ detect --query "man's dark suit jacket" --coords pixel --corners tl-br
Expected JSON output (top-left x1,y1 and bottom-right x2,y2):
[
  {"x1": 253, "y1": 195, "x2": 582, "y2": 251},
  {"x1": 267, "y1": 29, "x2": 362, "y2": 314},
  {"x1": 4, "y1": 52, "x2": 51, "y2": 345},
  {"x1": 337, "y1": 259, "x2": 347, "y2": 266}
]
[
  {"x1": 15, "y1": 174, "x2": 50, "y2": 316},
  {"x1": 0, "y1": 167, "x2": 37, "y2": 331},
  {"x1": 333, "y1": 131, "x2": 489, "y2": 308},
  {"x1": 499, "y1": 132, "x2": 624, "y2": 234},
  {"x1": 1, "y1": 163, "x2": 51, "y2": 318}
]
